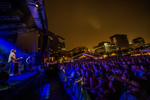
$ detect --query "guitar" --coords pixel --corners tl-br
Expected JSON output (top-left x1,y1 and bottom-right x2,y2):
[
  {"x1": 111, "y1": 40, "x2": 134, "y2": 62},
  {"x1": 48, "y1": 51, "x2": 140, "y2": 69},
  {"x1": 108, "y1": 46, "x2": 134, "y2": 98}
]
[
  {"x1": 11, "y1": 57, "x2": 23, "y2": 62},
  {"x1": 27, "y1": 61, "x2": 32, "y2": 64}
]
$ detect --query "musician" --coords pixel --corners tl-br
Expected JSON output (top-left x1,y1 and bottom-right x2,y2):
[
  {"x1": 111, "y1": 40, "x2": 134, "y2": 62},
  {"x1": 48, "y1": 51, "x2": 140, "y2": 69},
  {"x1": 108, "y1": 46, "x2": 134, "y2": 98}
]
[
  {"x1": 8, "y1": 49, "x2": 16, "y2": 63},
  {"x1": 8, "y1": 49, "x2": 16, "y2": 76},
  {"x1": 26, "y1": 56, "x2": 32, "y2": 73},
  {"x1": 8, "y1": 49, "x2": 22, "y2": 76}
]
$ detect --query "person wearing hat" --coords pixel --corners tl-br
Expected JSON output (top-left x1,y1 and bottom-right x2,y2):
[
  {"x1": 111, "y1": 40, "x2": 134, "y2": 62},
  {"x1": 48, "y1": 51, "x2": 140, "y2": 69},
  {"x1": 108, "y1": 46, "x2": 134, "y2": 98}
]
[
  {"x1": 8, "y1": 49, "x2": 17, "y2": 63},
  {"x1": 8, "y1": 49, "x2": 22, "y2": 76},
  {"x1": 7, "y1": 49, "x2": 17, "y2": 76}
]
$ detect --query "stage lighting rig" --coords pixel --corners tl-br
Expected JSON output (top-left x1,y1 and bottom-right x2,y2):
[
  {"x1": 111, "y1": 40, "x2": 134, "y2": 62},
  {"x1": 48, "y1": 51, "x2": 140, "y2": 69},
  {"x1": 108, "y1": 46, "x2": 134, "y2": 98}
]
[{"x1": 35, "y1": 1, "x2": 39, "y2": 8}]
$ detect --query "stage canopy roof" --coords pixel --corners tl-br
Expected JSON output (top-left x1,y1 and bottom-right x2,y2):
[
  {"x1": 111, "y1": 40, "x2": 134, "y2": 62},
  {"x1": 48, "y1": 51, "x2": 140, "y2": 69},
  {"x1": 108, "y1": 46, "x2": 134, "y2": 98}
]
[{"x1": 0, "y1": 0, "x2": 47, "y2": 35}]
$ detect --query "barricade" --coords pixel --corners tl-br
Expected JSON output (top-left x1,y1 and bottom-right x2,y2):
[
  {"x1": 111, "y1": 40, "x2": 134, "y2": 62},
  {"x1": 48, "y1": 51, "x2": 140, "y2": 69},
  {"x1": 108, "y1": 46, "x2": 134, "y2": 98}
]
[{"x1": 58, "y1": 69, "x2": 92, "y2": 100}]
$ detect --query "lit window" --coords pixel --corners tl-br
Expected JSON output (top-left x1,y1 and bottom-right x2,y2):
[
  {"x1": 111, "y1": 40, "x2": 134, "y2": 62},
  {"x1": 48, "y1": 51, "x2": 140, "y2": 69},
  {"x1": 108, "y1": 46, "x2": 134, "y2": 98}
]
[
  {"x1": 48, "y1": 36, "x2": 53, "y2": 40},
  {"x1": 58, "y1": 38, "x2": 64, "y2": 43}
]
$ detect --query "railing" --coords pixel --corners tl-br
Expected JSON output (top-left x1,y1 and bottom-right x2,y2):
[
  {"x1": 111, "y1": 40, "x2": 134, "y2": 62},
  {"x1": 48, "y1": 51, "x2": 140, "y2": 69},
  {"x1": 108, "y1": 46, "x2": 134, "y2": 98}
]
[{"x1": 59, "y1": 69, "x2": 92, "y2": 100}]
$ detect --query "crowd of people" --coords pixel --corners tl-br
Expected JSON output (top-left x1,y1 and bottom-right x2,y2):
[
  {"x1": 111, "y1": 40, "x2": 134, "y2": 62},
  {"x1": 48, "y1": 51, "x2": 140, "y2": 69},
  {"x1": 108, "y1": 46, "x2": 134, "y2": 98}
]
[{"x1": 58, "y1": 55, "x2": 150, "y2": 100}]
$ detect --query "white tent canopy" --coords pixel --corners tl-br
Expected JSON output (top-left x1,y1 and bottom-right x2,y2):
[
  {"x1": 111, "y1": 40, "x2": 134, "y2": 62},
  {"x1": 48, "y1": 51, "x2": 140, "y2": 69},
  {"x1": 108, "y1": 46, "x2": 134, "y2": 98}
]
[{"x1": 140, "y1": 47, "x2": 150, "y2": 54}]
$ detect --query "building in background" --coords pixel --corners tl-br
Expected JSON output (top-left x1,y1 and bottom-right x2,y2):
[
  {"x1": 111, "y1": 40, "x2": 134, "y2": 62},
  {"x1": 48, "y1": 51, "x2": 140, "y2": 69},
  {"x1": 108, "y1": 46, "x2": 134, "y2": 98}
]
[
  {"x1": 56, "y1": 46, "x2": 88, "y2": 63},
  {"x1": 42, "y1": 31, "x2": 66, "y2": 61},
  {"x1": 12, "y1": 30, "x2": 65, "y2": 62},
  {"x1": 48, "y1": 31, "x2": 58, "y2": 53},
  {"x1": 110, "y1": 34, "x2": 129, "y2": 51},
  {"x1": 70, "y1": 46, "x2": 88, "y2": 56},
  {"x1": 93, "y1": 45, "x2": 100, "y2": 54},
  {"x1": 47, "y1": 31, "x2": 65, "y2": 57},
  {"x1": 132, "y1": 37, "x2": 145, "y2": 44},
  {"x1": 93, "y1": 42, "x2": 116, "y2": 55},
  {"x1": 57, "y1": 35, "x2": 65, "y2": 52},
  {"x1": 129, "y1": 37, "x2": 145, "y2": 50},
  {"x1": 145, "y1": 43, "x2": 150, "y2": 47}
]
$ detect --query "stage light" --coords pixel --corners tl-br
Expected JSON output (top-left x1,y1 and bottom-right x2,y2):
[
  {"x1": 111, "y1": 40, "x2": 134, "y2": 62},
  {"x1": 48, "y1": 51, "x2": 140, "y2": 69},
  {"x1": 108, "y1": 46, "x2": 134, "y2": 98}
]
[
  {"x1": 35, "y1": 4, "x2": 39, "y2": 8},
  {"x1": 36, "y1": 2, "x2": 39, "y2": 8}
]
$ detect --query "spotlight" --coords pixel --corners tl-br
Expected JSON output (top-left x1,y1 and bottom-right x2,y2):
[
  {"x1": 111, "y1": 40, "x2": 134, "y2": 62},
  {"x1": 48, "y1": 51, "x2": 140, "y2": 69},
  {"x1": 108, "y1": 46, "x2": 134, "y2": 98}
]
[
  {"x1": 35, "y1": 2, "x2": 39, "y2": 8},
  {"x1": 35, "y1": 4, "x2": 39, "y2": 8}
]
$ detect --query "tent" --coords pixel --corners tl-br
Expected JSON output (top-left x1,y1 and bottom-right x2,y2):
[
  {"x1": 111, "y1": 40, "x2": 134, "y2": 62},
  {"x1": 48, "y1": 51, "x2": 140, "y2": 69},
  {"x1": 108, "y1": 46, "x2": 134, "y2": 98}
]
[
  {"x1": 140, "y1": 47, "x2": 150, "y2": 54},
  {"x1": 67, "y1": 52, "x2": 104, "y2": 62}
]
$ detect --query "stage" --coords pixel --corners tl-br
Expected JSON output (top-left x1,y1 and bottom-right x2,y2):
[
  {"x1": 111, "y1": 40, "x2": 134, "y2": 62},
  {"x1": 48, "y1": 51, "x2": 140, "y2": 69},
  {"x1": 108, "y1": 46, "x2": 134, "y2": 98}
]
[
  {"x1": 0, "y1": 67, "x2": 52, "y2": 100},
  {"x1": 0, "y1": 72, "x2": 37, "y2": 92}
]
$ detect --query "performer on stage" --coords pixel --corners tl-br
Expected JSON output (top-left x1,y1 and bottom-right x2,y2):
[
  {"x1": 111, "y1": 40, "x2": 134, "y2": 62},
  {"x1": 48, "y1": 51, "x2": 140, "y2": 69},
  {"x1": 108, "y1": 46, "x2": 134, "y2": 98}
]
[
  {"x1": 8, "y1": 49, "x2": 17, "y2": 76},
  {"x1": 8, "y1": 49, "x2": 17, "y2": 63},
  {"x1": 26, "y1": 56, "x2": 32, "y2": 73},
  {"x1": 8, "y1": 49, "x2": 22, "y2": 76}
]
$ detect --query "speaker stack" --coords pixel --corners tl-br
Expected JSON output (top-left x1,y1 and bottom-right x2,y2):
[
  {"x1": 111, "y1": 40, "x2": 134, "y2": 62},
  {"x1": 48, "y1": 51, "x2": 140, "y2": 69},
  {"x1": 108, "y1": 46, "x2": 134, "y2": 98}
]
[{"x1": 0, "y1": 71, "x2": 9, "y2": 84}]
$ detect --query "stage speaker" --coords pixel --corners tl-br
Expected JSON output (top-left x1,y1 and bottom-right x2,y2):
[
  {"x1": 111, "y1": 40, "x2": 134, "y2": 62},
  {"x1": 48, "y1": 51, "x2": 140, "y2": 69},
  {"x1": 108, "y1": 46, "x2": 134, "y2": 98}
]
[{"x1": 0, "y1": 71, "x2": 9, "y2": 84}]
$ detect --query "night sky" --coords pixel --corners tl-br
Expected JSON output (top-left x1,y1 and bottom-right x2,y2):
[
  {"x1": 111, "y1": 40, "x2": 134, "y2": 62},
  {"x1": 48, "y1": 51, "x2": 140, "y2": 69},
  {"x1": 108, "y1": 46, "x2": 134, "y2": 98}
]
[{"x1": 44, "y1": 0, "x2": 150, "y2": 50}]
